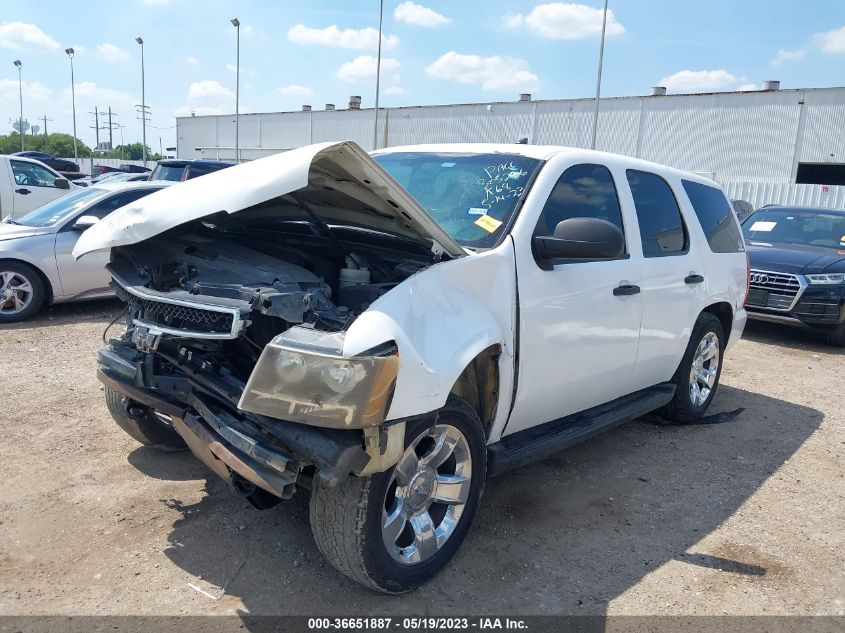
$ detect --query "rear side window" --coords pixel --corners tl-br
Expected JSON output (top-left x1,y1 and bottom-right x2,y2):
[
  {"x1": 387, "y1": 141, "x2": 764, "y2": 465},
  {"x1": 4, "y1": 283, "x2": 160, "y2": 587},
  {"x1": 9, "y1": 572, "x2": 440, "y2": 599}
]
[
  {"x1": 682, "y1": 180, "x2": 745, "y2": 253},
  {"x1": 187, "y1": 163, "x2": 228, "y2": 179},
  {"x1": 537, "y1": 164, "x2": 625, "y2": 240},
  {"x1": 627, "y1": 170, "x2": 687, "y2": 257}
]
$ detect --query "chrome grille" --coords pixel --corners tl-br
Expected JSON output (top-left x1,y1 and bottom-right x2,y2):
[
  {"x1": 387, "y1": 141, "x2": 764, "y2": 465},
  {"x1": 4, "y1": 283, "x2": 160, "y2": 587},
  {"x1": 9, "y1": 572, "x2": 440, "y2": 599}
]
[{"x1": 746, "y1": 269, "x2": 805, "y2": 312}]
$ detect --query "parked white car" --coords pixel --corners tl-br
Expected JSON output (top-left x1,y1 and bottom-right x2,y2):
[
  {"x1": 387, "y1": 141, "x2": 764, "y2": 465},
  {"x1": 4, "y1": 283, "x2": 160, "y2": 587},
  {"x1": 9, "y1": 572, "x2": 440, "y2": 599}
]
[
  {"x1": 0, "y1": 154, "x2": 77, "y2": 221},
  {"x1": 0, "y1": 181, "x2": 170, "y2": 322},
  {"x1": 75, "y1": 141, "x2": 748, "y2": 593}
]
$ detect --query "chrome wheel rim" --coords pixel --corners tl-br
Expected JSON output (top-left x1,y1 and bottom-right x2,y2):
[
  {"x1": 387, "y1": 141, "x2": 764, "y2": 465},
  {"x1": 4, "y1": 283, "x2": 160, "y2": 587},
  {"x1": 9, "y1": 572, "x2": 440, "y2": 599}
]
[
  {"x1": 0, "y1": 271, "x2": 33, "y2": 315},
  {"x1": 689, "y1": 331, "x2": 720, "y2": 407},
  {"x1": 382, "y1": 424, "x2": 472, "y2": 565}
]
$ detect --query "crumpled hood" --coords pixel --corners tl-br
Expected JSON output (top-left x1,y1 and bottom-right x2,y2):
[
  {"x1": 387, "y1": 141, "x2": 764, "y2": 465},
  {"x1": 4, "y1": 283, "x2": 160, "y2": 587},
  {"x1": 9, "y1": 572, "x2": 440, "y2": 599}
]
[
  {"x1": 73, "y1": 141, "x2": 465, "y2": 260},
  {"x1": 746, "y1": 241, "x2": 845, "y2": 275}
]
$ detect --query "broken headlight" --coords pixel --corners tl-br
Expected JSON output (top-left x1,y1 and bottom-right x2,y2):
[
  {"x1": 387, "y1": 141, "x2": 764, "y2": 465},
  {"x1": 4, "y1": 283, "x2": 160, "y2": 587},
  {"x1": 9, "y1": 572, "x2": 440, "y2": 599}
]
[{"x1": 238, "y1": 327, "x2": 398, "y2": 429}]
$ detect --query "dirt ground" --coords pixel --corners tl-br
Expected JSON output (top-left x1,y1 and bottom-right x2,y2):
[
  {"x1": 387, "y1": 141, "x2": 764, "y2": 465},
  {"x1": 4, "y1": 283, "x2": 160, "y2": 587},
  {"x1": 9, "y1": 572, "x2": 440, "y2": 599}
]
[{"x1": 0, "y1": 299, "x2": 842, "y2": 617}]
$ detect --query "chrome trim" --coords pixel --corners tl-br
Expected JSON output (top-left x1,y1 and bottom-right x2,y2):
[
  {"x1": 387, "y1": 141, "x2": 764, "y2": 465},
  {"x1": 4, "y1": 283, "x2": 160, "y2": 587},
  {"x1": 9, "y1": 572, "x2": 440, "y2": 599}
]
[
  {"x1": 747, "y1": 269, "x2": 807, "y2": 312},
  {"x1": 115, "y1": 277, "x2": 245, "y2": 339}
]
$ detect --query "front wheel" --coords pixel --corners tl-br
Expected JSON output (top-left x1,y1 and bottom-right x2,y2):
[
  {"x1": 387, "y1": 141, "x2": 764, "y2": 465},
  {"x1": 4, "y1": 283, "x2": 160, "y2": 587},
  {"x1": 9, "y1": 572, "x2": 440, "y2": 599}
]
[
  {"x1": 104, "y1": 385, "x2": 187, "y2": 452},
  {"x1": 0, "y1": 262, "x2": 45, "y2": 323},
  {"x1": 659, "y1": 312, "x2": 725, "y2": 423},
  {"x1": 309, "y1": 396, "x2": 487, "y2": 593}
]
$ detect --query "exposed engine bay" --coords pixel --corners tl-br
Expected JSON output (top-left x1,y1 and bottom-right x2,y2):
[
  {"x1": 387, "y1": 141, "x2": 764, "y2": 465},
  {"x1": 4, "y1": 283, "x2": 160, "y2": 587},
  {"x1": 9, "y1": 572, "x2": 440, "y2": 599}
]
[{"x1": 109, "y1": 198, "x2": 442, "y2": 384}]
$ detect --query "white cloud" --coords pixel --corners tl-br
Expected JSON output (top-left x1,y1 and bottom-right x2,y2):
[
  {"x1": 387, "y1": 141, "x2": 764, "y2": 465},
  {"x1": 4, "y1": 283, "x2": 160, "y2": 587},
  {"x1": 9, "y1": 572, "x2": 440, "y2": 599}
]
[
  {"x1": 288, "y1": 24, "x2": 398, "y2": 51},
  {"x1": 70, "y1": 81, "x2": 135, "y2": 106},
  {"x1": 226, "y1": 63, "x2": 256, "y2": 76},
  {"x1": 384, "y1": 85, "x2": 408, "y2": 96},
  {"x1": 97, "y1": 42, "x2": 131, "y2": 62},
  {"x1": 658, "y1": 69, "x2": 738, "y2": 92},
  {"x1": 187, "y1": 80, "x2": 234, "y2": 101},
  {"x1": 425, "y1": 51, "x2": 539, "y2": 92},
  {"x1": 771, "y1": 48, "x2": 805, "y2": 66},
  {"x1": 815, "y1": 25, "x2": 845, "y2": 54},
  {"x1": 0, "y1": 21, "x2": 60, "y2": 51},
  {"x1": 277, "y1": 84, "x2": 314, "y2": 97},
  {"x1": 184, "y1": 56, "x2": 199, "y2": 65},
  {"x1": 394, "y1": 2, "x2": 450, "y2": 27},
  {"x1": 0, "y1": 78, "x2": 51, "y2": 102},
  {"x1": 337, "y1": 56, "x2": 401, "y2": 84},
  {"x1": 737, "y1": 83, "x2": 760, "y2": 91},
  {"x1": 505, "y1": 3, "x2": 625, "y2": 40}
]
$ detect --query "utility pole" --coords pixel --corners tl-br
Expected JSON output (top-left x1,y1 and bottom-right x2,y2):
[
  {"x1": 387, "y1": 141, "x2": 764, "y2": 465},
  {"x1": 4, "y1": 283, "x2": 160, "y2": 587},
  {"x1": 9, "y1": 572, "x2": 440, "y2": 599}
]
[
  {"x1": 41, "y1": 115, "x2": 52, "y2": 137},
  {"x1": 373, "y1": 0, "x2": 384, "y2": 151},
  {"x1": 590, "y1": 0, "x2": 609, "y2": 150},
  {"x1": 66, "y1": 48, "x2": 78, "y2": 161},
  {"x1": 108, "y1": 107, "x2": 113, "y2": 149},
  {"x1": 13, "y1": 60, "x2": 23, "y2": 151},
  {"x1": 230, "y1": 18, "x2": 240, "y2": 162},
  {"x1": 91, "y1": 107, "x2": 100, "y2": 150},
  {"x1": 135, "y1": 37, "x2": 147, "y2": 164}
]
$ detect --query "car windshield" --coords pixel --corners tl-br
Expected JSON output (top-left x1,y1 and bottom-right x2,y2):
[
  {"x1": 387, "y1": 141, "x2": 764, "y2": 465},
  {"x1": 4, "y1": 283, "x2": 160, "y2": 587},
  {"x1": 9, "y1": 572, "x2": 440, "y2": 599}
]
[
  {"x1": 14, "y1": 188, "x2": 105, "y2": 227},
  {"x1": 373, "y1": 152, "x2": 541, "y2": 248},
  {"x1": 151, "y1": 164, "x2": 186, "y2": 181},
  {"x1": 742, "y1": 208, "x2": 845, "y2": 250}
]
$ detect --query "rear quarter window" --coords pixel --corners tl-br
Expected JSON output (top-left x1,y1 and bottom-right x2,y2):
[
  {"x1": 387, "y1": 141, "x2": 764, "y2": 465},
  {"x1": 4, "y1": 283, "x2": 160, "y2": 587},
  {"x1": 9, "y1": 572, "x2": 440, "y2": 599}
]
[{"x1": 682, "y1": 180, "x2": 745, "y2": 253}]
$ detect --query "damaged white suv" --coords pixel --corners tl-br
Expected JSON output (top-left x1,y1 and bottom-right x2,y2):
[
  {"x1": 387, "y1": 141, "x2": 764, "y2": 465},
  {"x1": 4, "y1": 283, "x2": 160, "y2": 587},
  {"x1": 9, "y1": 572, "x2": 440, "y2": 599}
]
[{"x1": 75, "y1": 141, "x2": 748, "y2": 593}]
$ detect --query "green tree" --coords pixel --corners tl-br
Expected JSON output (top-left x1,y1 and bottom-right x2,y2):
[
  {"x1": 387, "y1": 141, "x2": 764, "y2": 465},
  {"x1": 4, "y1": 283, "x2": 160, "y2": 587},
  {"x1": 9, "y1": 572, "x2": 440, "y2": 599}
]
[
  {"x1": 0, "y1": 132, "x2": 92, "y2": 158},
  {"x1": 112, "y1": 142, "x2": 159, "y2": 161}
]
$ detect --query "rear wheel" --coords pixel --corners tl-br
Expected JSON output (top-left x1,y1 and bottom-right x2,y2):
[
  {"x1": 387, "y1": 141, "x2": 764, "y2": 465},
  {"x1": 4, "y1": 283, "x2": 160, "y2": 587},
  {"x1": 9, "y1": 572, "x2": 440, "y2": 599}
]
[
  {"x1": 826, "y1": 323, "x2": 845, "y2": 347},
  {"x1": 660, "y1": 312, "x2": 725, "y2": 423},
  {"x1": 309, "y1": 396, "x2": 486, "y2": 593},
  {"x1": 104, "y1": 385, "x2": 187, "y2": 452},
  {"x1": 0, "y1": 262, "x2": 45, "y2": 323}
]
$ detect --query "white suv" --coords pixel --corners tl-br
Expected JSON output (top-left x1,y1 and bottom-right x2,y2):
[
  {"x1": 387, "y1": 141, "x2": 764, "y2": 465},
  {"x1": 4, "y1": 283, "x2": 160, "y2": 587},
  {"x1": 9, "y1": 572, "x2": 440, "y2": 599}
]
[{"x1": 75, "y1": 142, "x2": 748, "y2": 593}]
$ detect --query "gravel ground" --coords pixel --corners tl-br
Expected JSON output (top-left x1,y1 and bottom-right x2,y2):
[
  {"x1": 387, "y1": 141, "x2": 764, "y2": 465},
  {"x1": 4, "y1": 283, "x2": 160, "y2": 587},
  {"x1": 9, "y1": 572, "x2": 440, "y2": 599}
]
[{"x1": 0, "y1": 299, "x2": 842, "y2": 617}]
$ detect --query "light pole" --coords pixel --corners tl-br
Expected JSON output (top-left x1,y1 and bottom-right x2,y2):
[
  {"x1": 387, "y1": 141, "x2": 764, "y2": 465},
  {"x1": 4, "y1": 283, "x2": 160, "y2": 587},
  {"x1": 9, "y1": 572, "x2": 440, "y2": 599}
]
[
  {"x1": 135, "y1": 37, "x2": 147, "y2": 164},
  {"x1": 13, "y1": 60, "x2": 23, "y2": 152},
  {"x1": 231, "y1": 18, "x2": 240, "y2": 162},
  {"x1": 373, "y1": 0, "x2": 383, "y2": 150},
  {"x1": 590, "y1": 0, "x2": 609, "y2": 150},
  {"x1": 65, "y1": 48, "x2": 78, "y2": 162}
]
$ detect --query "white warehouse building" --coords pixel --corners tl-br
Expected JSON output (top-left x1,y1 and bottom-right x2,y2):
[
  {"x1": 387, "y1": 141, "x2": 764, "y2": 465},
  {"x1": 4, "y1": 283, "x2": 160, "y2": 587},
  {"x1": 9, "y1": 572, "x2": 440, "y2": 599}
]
[{"x1": 176, "y1": 85, "x2": 845, "y2": 210}]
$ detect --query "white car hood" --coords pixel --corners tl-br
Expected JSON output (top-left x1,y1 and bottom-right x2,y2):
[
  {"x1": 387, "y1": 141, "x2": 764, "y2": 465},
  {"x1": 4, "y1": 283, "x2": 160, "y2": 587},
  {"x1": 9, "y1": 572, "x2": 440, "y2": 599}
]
[{"x1": 73, "y1": 141, "x2": 465, "y2": 259}]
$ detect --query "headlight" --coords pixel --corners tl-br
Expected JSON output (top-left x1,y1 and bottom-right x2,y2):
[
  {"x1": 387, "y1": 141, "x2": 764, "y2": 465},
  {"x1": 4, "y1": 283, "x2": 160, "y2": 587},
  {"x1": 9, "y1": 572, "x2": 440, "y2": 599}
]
[
  {"x1": 238, "y1": 326, "x2": 398, "y2": 429},
  {"x1": 806, "y1": 273, "x2": 845, "y2": 285}
]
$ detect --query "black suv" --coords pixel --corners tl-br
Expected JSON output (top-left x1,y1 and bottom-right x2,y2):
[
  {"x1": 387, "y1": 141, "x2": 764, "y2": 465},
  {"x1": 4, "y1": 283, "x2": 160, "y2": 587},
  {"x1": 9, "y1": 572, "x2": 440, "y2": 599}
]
[
  {"x1": 742, "y1": 205, "x2": 845, "y2": 345},
  {"x1": 12, "y1": 151, "x2": 79, "y2": 174},
  {"x1": 150, "y1": 159, "x2": 234, "y2": 182}
]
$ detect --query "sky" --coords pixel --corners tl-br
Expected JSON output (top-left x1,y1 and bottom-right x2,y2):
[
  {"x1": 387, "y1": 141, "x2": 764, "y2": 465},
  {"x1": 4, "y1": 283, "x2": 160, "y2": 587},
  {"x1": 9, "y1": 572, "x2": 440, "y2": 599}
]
[{"x1": 1, "y1": 0, "x2": 843, "y2": 153}]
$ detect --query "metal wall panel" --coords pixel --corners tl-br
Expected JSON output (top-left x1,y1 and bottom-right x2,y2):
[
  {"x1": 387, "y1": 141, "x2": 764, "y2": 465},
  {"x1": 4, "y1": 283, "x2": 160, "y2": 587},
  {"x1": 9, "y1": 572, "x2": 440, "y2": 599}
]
[{"x1": 722, "y1": 181, "x2": 845, "y2": 210}]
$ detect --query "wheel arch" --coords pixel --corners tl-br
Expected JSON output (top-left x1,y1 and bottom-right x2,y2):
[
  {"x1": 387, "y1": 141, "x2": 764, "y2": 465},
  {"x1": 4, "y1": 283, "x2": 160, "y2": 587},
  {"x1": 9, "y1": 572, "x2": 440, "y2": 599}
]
[
  {"x1": 702, "y1": 301, "x2": 733, "y2": 342},
  {"x1": 448, "y1": 344, "x2": 501, "y2": 439},
  {"x1": 0, "y1": 257, "x2": 54, "y2": 304}
]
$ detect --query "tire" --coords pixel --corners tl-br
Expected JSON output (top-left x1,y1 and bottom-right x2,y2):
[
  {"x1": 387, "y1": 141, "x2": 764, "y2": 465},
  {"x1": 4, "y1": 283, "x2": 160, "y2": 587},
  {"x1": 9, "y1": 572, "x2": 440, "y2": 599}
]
[
  {"x1": 826, "y1": 323, "x2": 845, "y2": 347},
  {"x1": 0, "y1": 262, "x2": 45, "y2": 323},
  {"x1": 659, "y1": 312, "x2": 725, "y2": 423},
  {"x1": 309, "y1": 395, "x2": 487, "y2": 594},
  {"x1": 104, "y1": 385, "x2": 187, "y2": 452}
]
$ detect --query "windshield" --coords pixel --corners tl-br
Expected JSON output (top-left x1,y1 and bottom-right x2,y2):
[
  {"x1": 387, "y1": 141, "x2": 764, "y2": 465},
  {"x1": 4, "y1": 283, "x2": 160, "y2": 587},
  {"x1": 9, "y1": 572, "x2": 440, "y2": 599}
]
[
  {"x1": 373, "y1": 152, "x2": 541, "y2": 248},
  {"x1": 151, "y1": 164, "x2": 186, "y2": 182},
  {"x1": 15, "y1": 188, "x2": 105, "y2": 227},
  {"x1": 742, "y1": 208, "x2": 845, "y2": 250}
]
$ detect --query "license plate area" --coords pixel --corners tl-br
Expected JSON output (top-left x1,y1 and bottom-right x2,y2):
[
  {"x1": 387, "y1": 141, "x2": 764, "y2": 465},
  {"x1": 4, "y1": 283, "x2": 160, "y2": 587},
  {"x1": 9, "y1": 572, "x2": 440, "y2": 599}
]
[{"x1": 746, "y1": 288, "x2": 769, "y2": 307}]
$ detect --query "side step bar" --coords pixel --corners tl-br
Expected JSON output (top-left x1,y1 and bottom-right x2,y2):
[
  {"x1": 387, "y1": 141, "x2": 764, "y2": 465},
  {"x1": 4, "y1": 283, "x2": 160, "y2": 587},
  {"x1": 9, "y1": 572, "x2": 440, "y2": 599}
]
[{"x1": 487, "y1": 383, "x2": 675, "y2": 476}]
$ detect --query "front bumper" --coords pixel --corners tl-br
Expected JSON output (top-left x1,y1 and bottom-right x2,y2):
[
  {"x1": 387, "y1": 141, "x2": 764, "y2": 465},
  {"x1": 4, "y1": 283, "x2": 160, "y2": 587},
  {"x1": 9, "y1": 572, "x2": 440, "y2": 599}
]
[
  {"x1": 746, "y1": 286, "x2": 845, "y2": 329},
  {"x1": 98, "y1": 344, "x2": 370, "y2": 497}
]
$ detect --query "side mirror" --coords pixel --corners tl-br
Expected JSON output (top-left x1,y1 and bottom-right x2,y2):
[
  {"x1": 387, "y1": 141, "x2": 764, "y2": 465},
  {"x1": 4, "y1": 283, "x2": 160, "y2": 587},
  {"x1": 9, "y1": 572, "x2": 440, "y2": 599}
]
[
  {"x1": 71, "y1": 215, "x2": 100, "y2": 231},
  {"x1": 54, "y1": 177, "x2": 70, "y2": 190},
  {"x1": 533, "y1": 217, "x2": 625, "y2": 265}
]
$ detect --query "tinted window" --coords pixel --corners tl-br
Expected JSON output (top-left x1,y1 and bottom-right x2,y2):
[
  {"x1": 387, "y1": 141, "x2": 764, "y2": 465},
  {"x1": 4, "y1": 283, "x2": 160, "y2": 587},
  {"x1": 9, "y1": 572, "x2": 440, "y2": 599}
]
[
  {"x1": 11, "y1": 160, "x2": 60, "y2": 188},
  {"x1": 743, "y1": 208, "x2": 845, "y2": 250},
  {"x1": 627, "y1": 170, "x2": 687, "y2": 256},
  {"x1": 83, "y1": 189, "x2": 158, "y2": 220},
  {"x1": 187, "y1": 163, "x2": 230, "y2": 179},
  {"x1": 151, "y1": 164, "x2": 186, "y2": 181},
  {"x1": 536, "y1": 164, "x2": 625, "y2": 240},
  {"x1": 682, "y1": 180, "x2": 745, "y2": 253},
  {"x1": 373, "y1": 152, "x2": 541, "y2": 248}
]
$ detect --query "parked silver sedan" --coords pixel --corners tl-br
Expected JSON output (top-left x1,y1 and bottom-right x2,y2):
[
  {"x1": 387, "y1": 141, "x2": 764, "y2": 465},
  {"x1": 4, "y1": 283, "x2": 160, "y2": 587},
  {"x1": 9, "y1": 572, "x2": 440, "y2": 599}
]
[{"x1": 0, "y1": 181, "x2": 171, "y2": 322}]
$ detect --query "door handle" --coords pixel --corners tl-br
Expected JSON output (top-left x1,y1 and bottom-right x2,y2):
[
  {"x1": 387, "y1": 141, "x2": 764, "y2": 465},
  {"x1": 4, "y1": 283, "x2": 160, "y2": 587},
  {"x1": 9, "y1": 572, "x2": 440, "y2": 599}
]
[
  {"x1": 14, "y1": 188, "x2": 31, "y2": 195},
  {"x1": 685, "y1": 274, "x2": 705, "y2": 284},
  {"x1": 613, "y1": 284, "x2": 641, "y2": 296}
]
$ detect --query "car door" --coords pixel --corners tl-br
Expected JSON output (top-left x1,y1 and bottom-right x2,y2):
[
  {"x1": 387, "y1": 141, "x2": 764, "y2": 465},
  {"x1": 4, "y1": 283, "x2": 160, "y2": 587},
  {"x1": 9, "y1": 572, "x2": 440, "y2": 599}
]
[
  {"x1": 505, "y1": 161, "x2": 644, "y2": 436},
  {"x1": 624, "y1": 169, "x2": 707, "y2": 389},
  {"x1": 10, "y1": 160, "x2": 69, "y2": 220},
  {"x1": 53, "y1": 189, "x2": 157, "y2": 298}
]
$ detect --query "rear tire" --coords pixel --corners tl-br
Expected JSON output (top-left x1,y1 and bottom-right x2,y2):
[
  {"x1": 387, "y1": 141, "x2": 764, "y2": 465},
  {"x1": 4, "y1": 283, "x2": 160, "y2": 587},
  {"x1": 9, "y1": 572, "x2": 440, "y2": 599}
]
[
  {"x1": 659, "y1": 312, "x2": 725, "y2": 423},
  {"x1": 104, "y1": 385, "x2": 187, "y2": 452},
  {"x1": 826, "y1": 323, "x2": 845, "y2": 347},
  {"x1": 0, "y1": 262, "x2": 45, "y2": 323},
  {"x1": 309, "y1": 395, "x2": 487, "y2": 593}
]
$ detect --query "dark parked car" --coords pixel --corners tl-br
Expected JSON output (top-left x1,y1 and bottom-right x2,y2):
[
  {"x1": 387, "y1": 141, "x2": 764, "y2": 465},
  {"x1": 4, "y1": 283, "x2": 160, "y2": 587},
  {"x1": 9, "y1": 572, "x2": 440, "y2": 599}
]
[
  {"x1": 12, "y1": 151, "x2": 79, "y2": 174},
  {"x1": 149, "y1": 158, "x2": 234, "y2": 182},
  {"x1": 742, "y1": 205, "x2": 845, "y2": 345},
  {"x1": 91, "y1": 163, "x2": 153, "y2": 177},
  {"x1": 731, "y1": 199, "x2": 755, "y2": 222}
]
